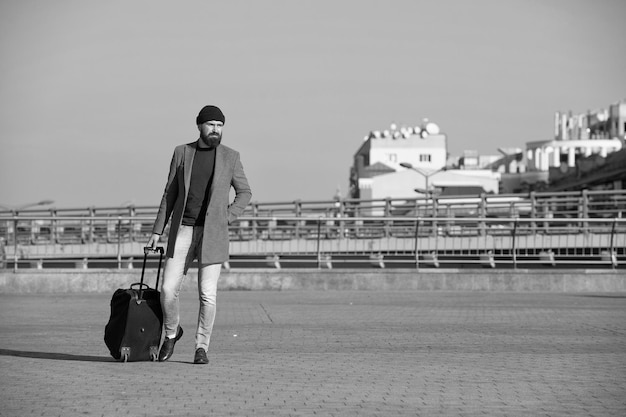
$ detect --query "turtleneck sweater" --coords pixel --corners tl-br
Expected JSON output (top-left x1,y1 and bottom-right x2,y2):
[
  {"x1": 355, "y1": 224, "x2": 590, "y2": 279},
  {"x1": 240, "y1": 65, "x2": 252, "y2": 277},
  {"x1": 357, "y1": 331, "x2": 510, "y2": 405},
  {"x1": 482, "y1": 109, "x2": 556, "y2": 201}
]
[{"x1": 181, "y1": 141, "x2": 217, "y2": 226}]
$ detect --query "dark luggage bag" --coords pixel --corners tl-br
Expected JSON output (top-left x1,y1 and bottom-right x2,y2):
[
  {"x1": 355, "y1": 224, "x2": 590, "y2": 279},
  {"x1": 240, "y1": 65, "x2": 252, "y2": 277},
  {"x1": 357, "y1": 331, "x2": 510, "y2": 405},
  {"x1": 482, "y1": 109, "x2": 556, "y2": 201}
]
[{"x1": 104, "y1": 247, "x2": 164, "y2": 362}]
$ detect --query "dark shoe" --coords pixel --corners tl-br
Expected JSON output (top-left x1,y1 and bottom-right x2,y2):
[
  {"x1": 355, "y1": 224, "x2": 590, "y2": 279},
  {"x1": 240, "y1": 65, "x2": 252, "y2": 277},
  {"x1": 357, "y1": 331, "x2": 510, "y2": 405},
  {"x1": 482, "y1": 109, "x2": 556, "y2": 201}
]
[
  {"x1": 194, "y1": 348, "x2": 209, "y2": 365},
  {"x1": 158, "y1": 326, "x2": 183, "y2": 362}
]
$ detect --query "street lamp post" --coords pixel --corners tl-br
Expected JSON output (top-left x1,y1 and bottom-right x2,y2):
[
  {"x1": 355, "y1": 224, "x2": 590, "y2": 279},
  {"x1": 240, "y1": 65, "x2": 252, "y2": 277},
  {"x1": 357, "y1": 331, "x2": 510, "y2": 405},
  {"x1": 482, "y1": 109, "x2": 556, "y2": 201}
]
[
  {"x1": 0, "y1": 199, "x2": 55, "y2": 211},
  {"x1": 399, "y1": 162, "x2": 447, "y2": 196}
]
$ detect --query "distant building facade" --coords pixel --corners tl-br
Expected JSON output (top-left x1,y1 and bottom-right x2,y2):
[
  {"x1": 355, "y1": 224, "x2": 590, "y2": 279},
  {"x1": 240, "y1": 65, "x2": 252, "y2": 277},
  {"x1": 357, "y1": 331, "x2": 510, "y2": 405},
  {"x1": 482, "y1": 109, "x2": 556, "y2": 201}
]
[
  {"x1": 350, "y1": 120, "x2": 500, "y2": 200},
  {"x1": 500, "y1": 99, "x2": 626, "y2": 193},
  {"x1": 350, "y1": 100, "x2": 626, "y2": 200}
]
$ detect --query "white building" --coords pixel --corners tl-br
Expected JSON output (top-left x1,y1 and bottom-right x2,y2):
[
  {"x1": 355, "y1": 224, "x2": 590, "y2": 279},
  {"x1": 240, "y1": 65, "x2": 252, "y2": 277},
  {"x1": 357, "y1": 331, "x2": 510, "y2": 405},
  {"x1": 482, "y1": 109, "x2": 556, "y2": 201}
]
[
  {"x1": 500, "y1": 99, "x2": 626, "y2": 193},
  {"x1": 350, "y1": 120, "x2": 500, "y2": 200},
  {"x1": 526, "y1": 100, "x2": 625, "y2": 172}
]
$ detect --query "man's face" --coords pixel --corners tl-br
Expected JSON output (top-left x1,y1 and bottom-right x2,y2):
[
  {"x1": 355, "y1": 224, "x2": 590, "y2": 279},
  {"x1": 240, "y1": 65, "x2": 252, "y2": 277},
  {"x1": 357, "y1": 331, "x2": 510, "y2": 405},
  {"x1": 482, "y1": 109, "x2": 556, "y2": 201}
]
[{"x1": 198, "y1": 120, "x2": 223, "y2": 148}]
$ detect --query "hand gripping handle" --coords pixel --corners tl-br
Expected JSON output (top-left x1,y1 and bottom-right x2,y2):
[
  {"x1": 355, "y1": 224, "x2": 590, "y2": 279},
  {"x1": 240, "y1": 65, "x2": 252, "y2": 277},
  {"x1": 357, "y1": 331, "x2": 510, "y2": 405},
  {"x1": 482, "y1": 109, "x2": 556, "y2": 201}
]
[{"x1": 135, "y1": 246, "x2": 164, "y2": 299}]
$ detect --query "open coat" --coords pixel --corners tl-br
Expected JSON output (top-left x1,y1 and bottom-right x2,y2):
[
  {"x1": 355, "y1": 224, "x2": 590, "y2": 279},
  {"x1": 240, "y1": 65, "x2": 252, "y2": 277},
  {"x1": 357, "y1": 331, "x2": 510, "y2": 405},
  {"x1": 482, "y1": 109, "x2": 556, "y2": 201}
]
[{"x1": 152, "y1": 141, "x2": 252, "y2": 264}]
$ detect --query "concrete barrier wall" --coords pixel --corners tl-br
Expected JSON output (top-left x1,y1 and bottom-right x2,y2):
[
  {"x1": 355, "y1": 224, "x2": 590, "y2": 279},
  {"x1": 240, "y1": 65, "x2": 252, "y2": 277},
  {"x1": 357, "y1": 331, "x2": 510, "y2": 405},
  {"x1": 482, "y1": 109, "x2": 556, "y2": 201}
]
[{"x1": 0, "y1": 269, "x2": 624, "y2": 293}]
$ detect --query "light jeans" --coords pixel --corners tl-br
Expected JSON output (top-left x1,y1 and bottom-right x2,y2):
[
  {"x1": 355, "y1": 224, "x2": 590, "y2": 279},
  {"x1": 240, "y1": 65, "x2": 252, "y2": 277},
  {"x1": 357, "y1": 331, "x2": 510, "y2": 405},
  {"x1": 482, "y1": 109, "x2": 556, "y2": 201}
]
[{"x1": 160, "y1": 225, "x2": 222, "y2": 351}]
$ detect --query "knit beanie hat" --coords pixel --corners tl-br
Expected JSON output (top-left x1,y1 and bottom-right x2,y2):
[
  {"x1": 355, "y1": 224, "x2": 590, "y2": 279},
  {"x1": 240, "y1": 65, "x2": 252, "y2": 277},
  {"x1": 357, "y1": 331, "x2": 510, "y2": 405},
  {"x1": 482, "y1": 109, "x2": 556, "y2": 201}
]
[{"x1": 196, "y1": 105, "x2": 225, "y2": 125}]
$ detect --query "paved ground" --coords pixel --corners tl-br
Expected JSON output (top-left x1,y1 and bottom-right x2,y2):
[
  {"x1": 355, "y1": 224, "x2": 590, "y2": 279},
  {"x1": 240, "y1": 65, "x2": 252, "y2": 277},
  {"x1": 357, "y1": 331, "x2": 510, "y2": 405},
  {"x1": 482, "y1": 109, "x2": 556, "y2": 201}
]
[{"x1": 0, "y1": 290, "x2": 625, "y2": 416}]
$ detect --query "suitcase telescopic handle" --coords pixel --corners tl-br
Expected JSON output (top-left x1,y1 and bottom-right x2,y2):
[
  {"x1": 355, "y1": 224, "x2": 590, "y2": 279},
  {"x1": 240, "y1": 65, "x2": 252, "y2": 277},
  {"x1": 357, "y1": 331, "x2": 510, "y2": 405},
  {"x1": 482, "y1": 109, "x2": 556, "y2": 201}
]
[
  {"x1": 144, "y1": 246, "x2": 164, "y2": 255},
  {"x1": 137, "y1": 246, "x2": 164, "y2": 299}
]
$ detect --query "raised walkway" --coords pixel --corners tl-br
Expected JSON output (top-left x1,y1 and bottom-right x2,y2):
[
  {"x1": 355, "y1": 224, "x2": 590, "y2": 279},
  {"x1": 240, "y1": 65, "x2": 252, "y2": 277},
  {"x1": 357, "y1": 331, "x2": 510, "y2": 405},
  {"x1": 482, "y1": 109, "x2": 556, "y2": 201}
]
[{"x1": 1, "y1": 290, "x2": 625, "y2": 416}]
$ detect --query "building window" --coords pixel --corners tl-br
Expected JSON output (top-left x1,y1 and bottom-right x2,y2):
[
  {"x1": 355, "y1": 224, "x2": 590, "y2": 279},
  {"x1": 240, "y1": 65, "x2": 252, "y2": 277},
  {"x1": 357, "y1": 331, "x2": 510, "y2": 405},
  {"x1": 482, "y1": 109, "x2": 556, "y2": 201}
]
[{"x1": 419, "y1": 154, "x2": 431, "y2": 162}]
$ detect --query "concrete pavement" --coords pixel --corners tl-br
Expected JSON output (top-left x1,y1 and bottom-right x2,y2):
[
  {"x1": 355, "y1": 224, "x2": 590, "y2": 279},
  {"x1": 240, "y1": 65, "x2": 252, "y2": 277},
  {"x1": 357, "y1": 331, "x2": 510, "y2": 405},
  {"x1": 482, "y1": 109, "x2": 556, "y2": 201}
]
[{"x1": 1, "y1": 290, "x2": 625, "y2": 416}]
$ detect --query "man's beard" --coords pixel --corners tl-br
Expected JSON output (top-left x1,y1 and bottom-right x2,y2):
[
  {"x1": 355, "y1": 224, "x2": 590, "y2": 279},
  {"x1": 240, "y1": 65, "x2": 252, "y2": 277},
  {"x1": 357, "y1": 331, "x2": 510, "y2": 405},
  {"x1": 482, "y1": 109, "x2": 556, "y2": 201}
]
[{"x1": 200, "y1": 132, "x2": 222, "y2": 148}]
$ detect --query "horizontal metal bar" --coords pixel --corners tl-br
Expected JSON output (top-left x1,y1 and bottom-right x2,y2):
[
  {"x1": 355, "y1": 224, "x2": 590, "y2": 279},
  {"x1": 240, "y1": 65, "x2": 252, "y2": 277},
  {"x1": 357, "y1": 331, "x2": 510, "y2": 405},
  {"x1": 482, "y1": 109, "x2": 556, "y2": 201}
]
[{"x1": 2, "y1": 215, "x2": 625, "y2": 224}]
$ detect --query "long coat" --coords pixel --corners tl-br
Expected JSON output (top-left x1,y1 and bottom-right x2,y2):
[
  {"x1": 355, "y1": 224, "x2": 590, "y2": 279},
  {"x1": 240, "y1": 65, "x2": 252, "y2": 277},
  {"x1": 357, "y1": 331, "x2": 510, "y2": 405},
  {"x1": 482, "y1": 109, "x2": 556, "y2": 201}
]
[{"x1": 152, "y1": 141, "x2": 252, "y2": 264}]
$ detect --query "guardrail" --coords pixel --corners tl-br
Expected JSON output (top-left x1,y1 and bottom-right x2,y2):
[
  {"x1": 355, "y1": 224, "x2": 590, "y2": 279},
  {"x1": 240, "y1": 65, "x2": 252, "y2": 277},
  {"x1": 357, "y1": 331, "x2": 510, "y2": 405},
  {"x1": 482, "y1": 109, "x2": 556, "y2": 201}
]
[
  {"x1": 1, "y1": 215, "x2": 624, "y2": 271},
  {"x1": 2, "y1": 189, "x2": 625, "y2": 220}
]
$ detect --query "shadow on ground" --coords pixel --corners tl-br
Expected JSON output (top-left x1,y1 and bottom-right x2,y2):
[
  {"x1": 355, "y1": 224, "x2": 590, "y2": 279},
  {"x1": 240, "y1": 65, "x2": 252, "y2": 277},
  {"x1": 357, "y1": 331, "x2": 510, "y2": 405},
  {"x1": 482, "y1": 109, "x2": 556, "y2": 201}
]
[{"x1": 0, "y1": 348, "x2": 115, "y2": 362}]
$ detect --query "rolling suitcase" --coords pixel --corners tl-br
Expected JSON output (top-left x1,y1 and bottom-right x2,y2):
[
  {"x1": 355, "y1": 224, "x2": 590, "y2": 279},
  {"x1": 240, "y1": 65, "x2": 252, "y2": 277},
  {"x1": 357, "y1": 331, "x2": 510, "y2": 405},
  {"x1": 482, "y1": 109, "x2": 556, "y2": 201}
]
[{"x1": 104, "y1": 247, "x2": 164, "y2": 362}]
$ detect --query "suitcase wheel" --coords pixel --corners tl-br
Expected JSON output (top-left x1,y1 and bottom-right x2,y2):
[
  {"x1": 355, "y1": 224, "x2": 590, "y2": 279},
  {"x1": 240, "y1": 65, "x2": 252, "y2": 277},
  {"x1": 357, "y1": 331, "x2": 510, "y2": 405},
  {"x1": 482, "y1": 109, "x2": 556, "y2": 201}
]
[
  {"x1": 121, "y1": 347, "x2": 130, "y2": 363},
  {"x1": 150, "y1": 346, "x2": 159, "y2": 362}
]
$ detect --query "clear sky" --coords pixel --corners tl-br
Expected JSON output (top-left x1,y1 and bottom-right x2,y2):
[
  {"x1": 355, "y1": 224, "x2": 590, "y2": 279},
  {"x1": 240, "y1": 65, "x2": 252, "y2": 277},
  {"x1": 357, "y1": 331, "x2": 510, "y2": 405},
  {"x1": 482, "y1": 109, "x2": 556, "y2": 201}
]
[{"x1": 1, "y1": 0, "x2": 625, "y2": 209}]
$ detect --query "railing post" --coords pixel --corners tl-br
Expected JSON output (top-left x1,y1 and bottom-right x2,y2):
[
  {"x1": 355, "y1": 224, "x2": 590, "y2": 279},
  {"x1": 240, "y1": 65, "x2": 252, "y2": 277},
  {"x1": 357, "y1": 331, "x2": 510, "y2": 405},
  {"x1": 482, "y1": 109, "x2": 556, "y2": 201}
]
[
  {"x1": 609, "y1": 218, "x2": 617, "y2": 269},
  {"x1": 479, "y1": 193, "x2": 487, "y2": 236},
  {"x1": 13, "y1": 218, "x2": 18, "y2": 272},
  {"x1": 117, "y1": 216, "x2": 122, "y2": 269},
  {"x1": 529, "y1": 191, "x2": 537, "y2": 234},
  {"x1": 88, "y1": 207, "x2": 95, "y2": 244},
  {"x1": 431, "y1": 197, "x2": 438, "y2": 237},
  {"x1": 512, "y1": 217, "x2": 518, "y2": 269},
  {"x1": 294, "y1": 200, "x2": 302, "y2": 239},
  {"x1": 0, "y1": 237, "x2": 5, "y2": 270},
  {"x1": 128, "y1": 205, "x2": 135, "y2": 242},
  {"x1": 414, "y1": 219, "x2": 420, "y2": 269},
  {"x1": 384, "y1": 198, "x2": 391, "y2": 238},
  {"x1": 581, "y1": 189, "x2": 589, "y2": 236},
  {"x1": 251, "y1": 203, "x2": 259, "y2": 240},
  {"x1": 581, "y1": 190, "x2": 589, "y2": 218},
  {"x1": 316, "y1": 217, "x2": 322, "y2": 269},
  {"x1": 337, "y1": 198, "x2": 345, "y2": 239},
  {"x1": 29, "y1": 217, "x2": 36, "y2": 245},
  {"x1": 51, "y1": 209, "x2": 58, "y2": 244}
]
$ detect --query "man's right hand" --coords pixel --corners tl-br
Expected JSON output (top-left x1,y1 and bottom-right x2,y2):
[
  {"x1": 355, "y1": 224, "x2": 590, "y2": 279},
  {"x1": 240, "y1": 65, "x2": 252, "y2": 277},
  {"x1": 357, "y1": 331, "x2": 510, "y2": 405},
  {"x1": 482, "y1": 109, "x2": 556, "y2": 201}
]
[{"x1": 147, "y1": 233, "x2": 160, "y2": 250}]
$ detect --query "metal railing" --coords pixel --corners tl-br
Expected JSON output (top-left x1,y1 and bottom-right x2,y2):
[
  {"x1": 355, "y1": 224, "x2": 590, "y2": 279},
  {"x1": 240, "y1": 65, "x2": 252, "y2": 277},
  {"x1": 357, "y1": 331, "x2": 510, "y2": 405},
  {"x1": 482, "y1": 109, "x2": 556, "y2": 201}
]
[
  {"x1": 1, "y1": 214, "x2": 624, "y2": 270},
  {"x1": 2, "y1": 189, "x2": 625, "y2": 221}
]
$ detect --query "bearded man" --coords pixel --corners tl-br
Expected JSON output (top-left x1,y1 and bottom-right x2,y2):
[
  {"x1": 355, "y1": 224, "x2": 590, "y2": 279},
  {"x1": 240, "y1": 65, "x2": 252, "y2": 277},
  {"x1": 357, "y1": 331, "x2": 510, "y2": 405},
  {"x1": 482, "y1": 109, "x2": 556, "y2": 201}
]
[{"x1": 148, "y1": 105, "x2": 252, "y2": 364}]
